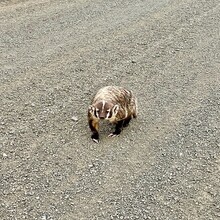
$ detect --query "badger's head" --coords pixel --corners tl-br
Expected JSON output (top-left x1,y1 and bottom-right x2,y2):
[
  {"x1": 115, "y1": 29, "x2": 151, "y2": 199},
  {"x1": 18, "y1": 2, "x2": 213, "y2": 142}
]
[{"x1": 88, "y1": 100, "x2": 119, "y2": 120}]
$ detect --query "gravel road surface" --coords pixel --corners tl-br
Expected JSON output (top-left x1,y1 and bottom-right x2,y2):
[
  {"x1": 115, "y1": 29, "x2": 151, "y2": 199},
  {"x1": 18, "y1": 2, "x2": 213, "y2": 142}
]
[{"x1": 0, "y1": 0, "x2": 220, "y2": 219}]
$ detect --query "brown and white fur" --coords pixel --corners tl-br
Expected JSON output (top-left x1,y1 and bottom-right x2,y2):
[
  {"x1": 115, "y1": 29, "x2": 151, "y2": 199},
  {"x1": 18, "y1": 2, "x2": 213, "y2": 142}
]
[{"x1": 88, "y1": 86, "x2": 137, "y2": 143}]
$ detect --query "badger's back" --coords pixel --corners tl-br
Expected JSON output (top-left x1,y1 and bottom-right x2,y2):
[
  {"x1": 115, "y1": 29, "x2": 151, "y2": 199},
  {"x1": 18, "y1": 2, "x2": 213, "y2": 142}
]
[{"x1": 93, "y1": 86, "x2": 130, "y2": 103}]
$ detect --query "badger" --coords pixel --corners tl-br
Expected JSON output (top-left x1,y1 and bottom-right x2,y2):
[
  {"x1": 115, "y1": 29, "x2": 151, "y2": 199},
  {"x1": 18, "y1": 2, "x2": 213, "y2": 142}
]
[{"x1": 88, "y1": 86, "x2": 137, "y2": 143}]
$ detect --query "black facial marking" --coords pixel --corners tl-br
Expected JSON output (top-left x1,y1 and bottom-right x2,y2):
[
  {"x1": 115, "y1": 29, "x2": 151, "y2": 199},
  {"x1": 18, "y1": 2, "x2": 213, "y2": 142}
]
[{"x1": 94, "y1": 109, "x2": 99, "y2": 118}]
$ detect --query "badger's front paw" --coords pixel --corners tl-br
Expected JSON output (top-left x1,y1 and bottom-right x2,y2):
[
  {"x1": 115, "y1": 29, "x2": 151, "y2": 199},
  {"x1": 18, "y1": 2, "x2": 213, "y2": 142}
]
[{"x1": 91, "y1": 133, "x2": 99, "y2": 143}]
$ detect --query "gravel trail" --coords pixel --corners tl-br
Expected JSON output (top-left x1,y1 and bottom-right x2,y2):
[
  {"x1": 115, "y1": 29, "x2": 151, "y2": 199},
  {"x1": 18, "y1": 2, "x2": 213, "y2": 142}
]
[{"x1": 0, "y1": 0, "x2": 219, "y2": 219}]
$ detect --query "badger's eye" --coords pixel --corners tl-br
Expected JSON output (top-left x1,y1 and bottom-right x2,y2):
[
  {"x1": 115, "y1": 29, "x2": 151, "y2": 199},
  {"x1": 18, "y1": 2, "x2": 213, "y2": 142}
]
[{"x1": 96, "y1": 109, "x2": 100, "y2": 112}]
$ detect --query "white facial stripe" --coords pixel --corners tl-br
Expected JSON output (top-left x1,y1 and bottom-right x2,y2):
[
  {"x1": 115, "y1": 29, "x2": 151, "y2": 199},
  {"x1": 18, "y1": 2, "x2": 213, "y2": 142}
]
[
  {"x1": 106, "y1": 109, "x2": 110, "y2": 118},
  {"x1": 102, "y1": 100, "x2": 106, "y2": 112},
  {"x1": 96, "y1": 108, "x2": 99, "y2": 118}
]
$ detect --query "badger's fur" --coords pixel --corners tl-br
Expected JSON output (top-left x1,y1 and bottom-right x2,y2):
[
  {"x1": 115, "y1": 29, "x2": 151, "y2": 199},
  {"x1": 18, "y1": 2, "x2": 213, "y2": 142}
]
[{"x1": 88, "y1": 86, "x2": 137, "y2": 143}]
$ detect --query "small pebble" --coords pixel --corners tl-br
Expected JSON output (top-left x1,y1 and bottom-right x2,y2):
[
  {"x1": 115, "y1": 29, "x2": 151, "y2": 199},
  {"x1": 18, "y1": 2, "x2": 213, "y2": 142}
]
[
  {"x1": 3, "y1": 153, "x2": 7, "y2": 158},
  {"x1": 41, "y1": 214, "x2": 48, "y2": 220},
  {"x1": 71, "y1": 116, "x2": 78, "y2": 121}
]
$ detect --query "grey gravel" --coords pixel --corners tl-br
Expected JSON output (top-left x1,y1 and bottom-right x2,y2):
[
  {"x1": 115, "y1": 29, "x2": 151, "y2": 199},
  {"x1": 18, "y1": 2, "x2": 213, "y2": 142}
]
[{"x1": 0, "y1": 0, "x2": 220, "y2": 220}]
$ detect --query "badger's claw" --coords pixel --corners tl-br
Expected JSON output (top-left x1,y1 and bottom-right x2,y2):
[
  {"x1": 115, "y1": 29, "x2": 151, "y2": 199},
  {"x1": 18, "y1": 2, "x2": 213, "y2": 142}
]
[
  {"x1": 92, "y1": 138, "x2": 99, "y2": 143},
  {"x1": 108, "y1": 133, "x2": 118, "y2": 137}
]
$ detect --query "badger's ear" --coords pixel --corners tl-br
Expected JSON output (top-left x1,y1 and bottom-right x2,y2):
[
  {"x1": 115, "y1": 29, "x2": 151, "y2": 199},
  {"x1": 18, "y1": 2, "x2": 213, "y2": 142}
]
[
  {"x1": 112, "y1": 104, "x2": 119, "y2": 115},
  {"x1": 88, "y1": 105, "x2": 95, "y2": 113}
]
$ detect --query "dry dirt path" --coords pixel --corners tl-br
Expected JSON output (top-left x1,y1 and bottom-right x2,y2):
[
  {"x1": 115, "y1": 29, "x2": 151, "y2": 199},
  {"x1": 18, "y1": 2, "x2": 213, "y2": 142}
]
[{"x1": 0, "y1": 0, "x2": 219, "y2": 219}]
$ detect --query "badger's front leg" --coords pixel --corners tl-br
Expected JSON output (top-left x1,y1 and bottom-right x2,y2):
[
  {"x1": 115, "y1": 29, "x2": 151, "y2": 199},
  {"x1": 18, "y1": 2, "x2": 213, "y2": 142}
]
[
  {"x1": 123, "y1": 116, "x2": 131, "y2": 127},
  {"x1": 109, "y1": 120, "x2": 124, "y2": 137},
  {"x1": 89, "y1": 119, "x2": 99, "y2": 143}
]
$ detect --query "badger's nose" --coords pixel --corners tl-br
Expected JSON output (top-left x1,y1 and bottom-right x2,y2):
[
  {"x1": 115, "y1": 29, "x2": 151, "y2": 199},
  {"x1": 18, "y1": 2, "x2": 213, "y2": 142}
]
[{"x1": 99, "y1": 116, "x2": 105, "y2": 119}]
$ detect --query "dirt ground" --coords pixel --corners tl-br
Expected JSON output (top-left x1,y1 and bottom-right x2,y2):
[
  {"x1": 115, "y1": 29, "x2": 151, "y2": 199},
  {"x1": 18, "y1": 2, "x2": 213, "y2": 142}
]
[{"x1": 0, "y1": 0, "x2": 219, "y2": 219}]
